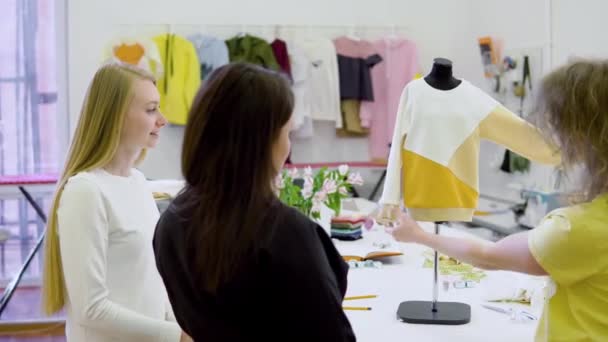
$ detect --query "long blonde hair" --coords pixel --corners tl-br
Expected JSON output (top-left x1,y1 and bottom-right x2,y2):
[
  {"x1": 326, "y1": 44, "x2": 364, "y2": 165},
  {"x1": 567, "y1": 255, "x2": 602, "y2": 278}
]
[{"x1": 42, "y1": 63, "x2": 155, "y2": 315}]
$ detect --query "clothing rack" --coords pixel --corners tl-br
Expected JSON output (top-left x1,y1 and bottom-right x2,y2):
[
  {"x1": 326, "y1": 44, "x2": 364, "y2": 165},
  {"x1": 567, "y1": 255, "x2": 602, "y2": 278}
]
[
  {"x1": 118, "y1": 23, "x2": 410, "y2": 30},
  {"x1": 111, "y1": 23, "x2": 413, "y2": 196},
  {"x1": 116, "y1": 23, "x2": 411, "y2": 40}
]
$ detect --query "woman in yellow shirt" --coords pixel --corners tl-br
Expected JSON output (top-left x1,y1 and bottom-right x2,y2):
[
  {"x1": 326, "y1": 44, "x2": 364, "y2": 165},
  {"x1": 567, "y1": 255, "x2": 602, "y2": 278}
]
[{"x1": 388, "y1": 59, "x2": 608, "y2": 342}]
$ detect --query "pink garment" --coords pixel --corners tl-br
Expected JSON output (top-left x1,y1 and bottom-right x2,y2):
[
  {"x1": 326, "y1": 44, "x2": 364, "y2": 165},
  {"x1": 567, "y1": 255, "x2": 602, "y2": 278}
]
[
  {"x1": 332, "y1": 36, "x2": 377, "y2": 58},
  {"x1": 361, "y1": 38, "x2": 418, "y2": 160}
]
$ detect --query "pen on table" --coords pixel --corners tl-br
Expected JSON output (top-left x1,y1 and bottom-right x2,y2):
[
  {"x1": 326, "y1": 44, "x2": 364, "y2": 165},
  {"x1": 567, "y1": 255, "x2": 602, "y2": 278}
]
[
  {"x1": 343, "y1": 306, "x2": 372, "y2": 311},
  {"x1": 344, "y1": 295, "x2": 378, "y2": 301}
]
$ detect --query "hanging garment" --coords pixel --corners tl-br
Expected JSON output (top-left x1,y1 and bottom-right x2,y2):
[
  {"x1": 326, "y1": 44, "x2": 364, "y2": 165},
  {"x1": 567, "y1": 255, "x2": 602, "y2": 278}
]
[
  {"x1": 104, "y1": 36, "x2": 163, "y2": 78},
  {"x1": 500, "y1": 55, "x2": 534, "y2": 173},
  {"x1": 333, "y1": 37, "x2": 381, "y2": 136},
  {"x1": 271, "y1": 39, "x2": 293, "y2": 80},
  {"x1": 153, "y1": 33, "x2": 201, "y2": 125},
  {"x1": 297, "y1": 37, "x2": 342, "y2": 128},
  {"x1": 336, "y1": 54, "x2": 382, "y2": 101},
  {"x1": 225, "y1": 34, "x2": 280, "y2": 70},
  {"x1": 288, "y1": 42, "x2": 314, "y2": 138},
  {"x1": 500, "y1": 150, "x2": 531, "y2": 173},
  {"x1": 335, "y1": 55, "x2": 382, "y2": 136},
  {"x1": 187, "y1": 34, "x2": 230, "y2": 80},
  {"x1": 336, "y1": 100, "x2": 368, "y2": 136},
  {"x1": 333, "y1": 36, "x2": 376, "y2": 58},
  {"x1": 360, "y1": 37, "x2": 419, "y2": 161},
  {"x1": 380, "y1": 78, "x2": 561, "y2": 222}
]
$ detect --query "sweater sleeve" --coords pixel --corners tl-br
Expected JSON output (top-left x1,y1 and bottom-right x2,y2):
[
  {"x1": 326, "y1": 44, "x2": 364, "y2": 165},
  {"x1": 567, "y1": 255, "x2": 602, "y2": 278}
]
[
  {"x1": 57, "y1": 177, "x2": 182, "y2": 342},
  {"x1": 479, "y1": 106, "x2": 561, "y2": 165},
  {"x1": 379, "y1": 85, "x2": 411, "y2": 206}
]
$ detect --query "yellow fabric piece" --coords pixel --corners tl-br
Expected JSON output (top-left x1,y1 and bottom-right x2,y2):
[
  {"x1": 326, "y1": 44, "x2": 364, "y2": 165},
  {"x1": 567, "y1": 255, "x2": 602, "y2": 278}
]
[
  {"x1": 401, "y1": 149, "x2": 478, "y2": 214},
  {"x1": 153, "y1": 34, "x2": 201, "y2": 125},
  {"x1": 336, "y1": 100, "x2": 368, "y2": 136},
  {"x1": 529, "y1": 194, "x2": 608, "y2": 342}
]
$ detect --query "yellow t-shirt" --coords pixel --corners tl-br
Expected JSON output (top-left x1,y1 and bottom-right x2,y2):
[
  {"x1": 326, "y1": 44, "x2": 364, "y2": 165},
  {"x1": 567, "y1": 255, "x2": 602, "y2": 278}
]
[{"x1": 529, "y1": 193, "x2": 608, "y2": 342}]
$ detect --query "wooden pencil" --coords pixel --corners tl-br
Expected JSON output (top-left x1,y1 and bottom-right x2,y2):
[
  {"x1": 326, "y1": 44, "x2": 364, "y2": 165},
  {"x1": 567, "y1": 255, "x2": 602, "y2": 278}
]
[
  {"x1": 344, "y1": 295, "x2": 378, "y2": 301},
  {"x1": 343, "y1": 306, "x2": 372, "y2": 311}
]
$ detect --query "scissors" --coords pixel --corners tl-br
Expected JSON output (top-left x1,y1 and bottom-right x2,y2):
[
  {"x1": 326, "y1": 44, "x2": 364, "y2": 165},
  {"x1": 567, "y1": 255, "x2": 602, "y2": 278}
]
[{"x1": 481, "y1": 304, "x2": 537, "y2": 321}]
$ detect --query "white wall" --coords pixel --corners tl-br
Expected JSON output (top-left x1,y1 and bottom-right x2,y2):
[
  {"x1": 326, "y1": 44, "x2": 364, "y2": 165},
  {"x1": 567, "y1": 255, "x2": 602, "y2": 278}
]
[
  {"x1": 551, "y1": 0, "x2": 608, "y2": 66},
  {"x1": 67, "y1": 0, "x2": 478, "y2": 179}
]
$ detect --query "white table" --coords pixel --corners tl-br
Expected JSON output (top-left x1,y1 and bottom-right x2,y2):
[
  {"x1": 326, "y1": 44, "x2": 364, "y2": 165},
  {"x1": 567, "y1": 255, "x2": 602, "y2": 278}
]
[
  {"x1": 147, "y1": 185, "x2": 544, "y2": 342},
  {"x1": 336, "y1": 201, "x2": 543, "y2": 342}
]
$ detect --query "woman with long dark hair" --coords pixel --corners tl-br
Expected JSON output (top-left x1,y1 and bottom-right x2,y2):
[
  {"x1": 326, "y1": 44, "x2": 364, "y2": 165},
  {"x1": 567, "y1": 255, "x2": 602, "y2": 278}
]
[{"x1": 153, "y1": 63, "x2": 356, "y2": 341}]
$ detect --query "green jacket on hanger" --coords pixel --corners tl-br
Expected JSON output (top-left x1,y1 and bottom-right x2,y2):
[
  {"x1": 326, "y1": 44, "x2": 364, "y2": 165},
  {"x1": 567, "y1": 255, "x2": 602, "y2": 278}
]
[{"x1": 225, "y1": 34, "x2": 280, "y2": 70}]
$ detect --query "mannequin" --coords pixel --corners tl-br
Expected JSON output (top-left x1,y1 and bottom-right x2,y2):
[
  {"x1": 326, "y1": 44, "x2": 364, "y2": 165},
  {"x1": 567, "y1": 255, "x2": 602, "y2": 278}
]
[
  {"x1": 424, "y1": 58, "x2": 461, "y2": 90},
  {"x1": 375, "y1": 57, "x2": 561, "y2": 325},
  {"x1": 387, "y1": 58, "x2": 469, "y2": 325}
]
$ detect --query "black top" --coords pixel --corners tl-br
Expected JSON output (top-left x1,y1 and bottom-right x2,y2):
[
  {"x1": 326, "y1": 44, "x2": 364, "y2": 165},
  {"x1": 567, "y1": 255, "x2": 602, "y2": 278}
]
[
  {"x1": 337, "y1": 54, "x2": 383, "y2": 100},
  {"x1": 153, "y1": 197, "x2": 356, "y2": 342}
]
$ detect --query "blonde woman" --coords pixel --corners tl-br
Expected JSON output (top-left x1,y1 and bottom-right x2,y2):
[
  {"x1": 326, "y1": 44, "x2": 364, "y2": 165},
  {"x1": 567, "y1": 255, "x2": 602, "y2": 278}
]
[{"x1": 42, "y1": 63, "x2": 191, "y2": 342}]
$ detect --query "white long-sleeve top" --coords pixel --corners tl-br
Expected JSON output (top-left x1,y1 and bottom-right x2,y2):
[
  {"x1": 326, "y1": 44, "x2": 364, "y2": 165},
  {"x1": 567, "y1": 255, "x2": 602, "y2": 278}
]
[
  {"x1": 57, "y1": 168, "x2": 181, "y2": 342},
  {"x1": 298, "y1": 36, "x2": 342, "y2": 128}
]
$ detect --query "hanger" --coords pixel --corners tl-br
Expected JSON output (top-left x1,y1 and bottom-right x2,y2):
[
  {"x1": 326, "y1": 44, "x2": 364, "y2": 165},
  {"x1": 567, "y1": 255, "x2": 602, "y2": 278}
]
[
  {"x1": 388, "y1": 24, "x2": 398, "y2": 39},
  {"x1": 346, "y1": 24, "x2": 361, "y2": 41},
  {"x1": 120, "y1": 24, "x2": 137, "y2": 44},
  {"x1": 237, "y1": 24, "x2": 247, "y2": 37}
]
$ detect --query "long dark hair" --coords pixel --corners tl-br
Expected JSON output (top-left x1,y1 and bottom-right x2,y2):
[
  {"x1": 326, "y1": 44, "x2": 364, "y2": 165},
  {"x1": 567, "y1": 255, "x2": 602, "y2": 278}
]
[
  {"x1": 532, "y1": 59, "x2": 608, "y2": 202},
  {"x1": 180, "y1": 63, "x2": 294, "y2": 293}
]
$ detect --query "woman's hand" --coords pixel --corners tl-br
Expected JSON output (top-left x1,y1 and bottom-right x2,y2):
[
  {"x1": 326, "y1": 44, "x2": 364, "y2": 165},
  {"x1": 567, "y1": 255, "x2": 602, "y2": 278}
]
[
  {"x1": 386, "y1": 212, "x2": 425, "y2": 243},
  {"x1": 180, "y1": 331, "x2": 193, "y2": 342},
  {"x1": 373, "y1": 203, "x2": 400, "y2": 227}
]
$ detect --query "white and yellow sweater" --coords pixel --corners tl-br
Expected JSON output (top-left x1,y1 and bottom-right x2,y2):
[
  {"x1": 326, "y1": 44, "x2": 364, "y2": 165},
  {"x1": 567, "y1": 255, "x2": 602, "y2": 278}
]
[{"x1": 380, "y1": 78, "x2": 561, "y2": 222}]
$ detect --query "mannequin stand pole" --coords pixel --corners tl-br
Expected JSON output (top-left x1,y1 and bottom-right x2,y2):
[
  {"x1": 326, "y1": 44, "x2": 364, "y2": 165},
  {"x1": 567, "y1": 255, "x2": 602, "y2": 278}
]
[
  {"x1": 432, "y1": 222, "x2": 439, "y2": 312},
  {"x1": 396, "y1": 222, "x2": 471, "y2": 325}
]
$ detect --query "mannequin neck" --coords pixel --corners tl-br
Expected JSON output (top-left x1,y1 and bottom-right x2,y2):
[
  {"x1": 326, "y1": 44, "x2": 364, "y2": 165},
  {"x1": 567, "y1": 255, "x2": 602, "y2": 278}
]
[{"x1": 424, "y1": 58, "x2": 462, "y2": 91}]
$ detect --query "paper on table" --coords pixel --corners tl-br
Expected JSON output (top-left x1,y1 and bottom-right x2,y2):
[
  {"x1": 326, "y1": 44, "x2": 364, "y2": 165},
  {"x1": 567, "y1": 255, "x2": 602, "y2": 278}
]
[
  {"x1": 421, "y1": 250, "x2": 487, "y2": 282},
  {"x1": 479, "y1": 272, "x2": 549, "y2": 314}
]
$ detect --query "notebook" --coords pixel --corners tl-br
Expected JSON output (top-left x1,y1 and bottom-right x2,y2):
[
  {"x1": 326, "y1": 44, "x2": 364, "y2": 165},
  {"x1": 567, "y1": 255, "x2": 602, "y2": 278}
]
[{"x1": 337, "y1": 242, "x2": 403, "y2": 262}]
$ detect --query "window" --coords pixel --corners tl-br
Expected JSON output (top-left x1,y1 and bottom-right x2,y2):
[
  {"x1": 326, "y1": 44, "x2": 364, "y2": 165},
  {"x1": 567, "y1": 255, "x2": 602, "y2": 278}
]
[{"x1": 0, "y1": 0, "x2": 65, "y2": 322}]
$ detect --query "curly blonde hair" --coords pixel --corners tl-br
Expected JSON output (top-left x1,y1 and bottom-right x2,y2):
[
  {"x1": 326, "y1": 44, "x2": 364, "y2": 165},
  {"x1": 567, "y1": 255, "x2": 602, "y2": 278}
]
[{"x1": 532, "y1": 59, "x2": 608, "y2": 201}]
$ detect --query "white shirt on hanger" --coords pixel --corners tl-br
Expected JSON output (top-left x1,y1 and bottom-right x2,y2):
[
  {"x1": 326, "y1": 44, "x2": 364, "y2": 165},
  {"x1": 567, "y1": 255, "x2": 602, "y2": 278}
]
[
  {"x1": 287, "y1": 41, "x2": 314, "y2": 138},
  {"x1": 297, "y1": 36, "x2": 342, "y2": 128}
]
